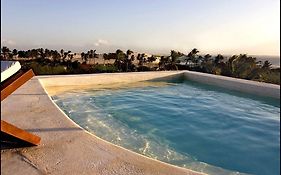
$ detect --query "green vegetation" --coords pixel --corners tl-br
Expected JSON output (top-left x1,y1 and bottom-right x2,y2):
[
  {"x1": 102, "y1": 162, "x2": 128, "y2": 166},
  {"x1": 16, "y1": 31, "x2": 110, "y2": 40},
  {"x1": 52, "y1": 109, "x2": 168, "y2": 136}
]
[
  {"x1": 91, "y1": 64, "x2": 118, "y2": 73},
  {"x1": 1, "y1": 46, "x2": 280, "y2": 85},
  {"x1": 26, "y1": 62, "x2": 67, "y2": 75}
]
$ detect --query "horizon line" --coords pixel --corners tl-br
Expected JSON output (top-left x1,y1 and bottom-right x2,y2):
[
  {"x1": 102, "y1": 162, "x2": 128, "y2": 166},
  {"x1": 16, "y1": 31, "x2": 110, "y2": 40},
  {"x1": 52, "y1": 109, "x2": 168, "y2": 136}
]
[{"x1": 1, "y1": 45, "x2": 280, "y2": 57}]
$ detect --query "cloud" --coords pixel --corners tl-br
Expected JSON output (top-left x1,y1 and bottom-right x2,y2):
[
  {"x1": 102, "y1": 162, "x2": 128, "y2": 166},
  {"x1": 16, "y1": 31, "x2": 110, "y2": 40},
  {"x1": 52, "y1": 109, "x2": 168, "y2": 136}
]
[
  {"x1": 94, "y1": 39, "x2": 109, "y2": 46},
  {"x1": 1, "y1": 39, "x2": 16, "y2": 46}
]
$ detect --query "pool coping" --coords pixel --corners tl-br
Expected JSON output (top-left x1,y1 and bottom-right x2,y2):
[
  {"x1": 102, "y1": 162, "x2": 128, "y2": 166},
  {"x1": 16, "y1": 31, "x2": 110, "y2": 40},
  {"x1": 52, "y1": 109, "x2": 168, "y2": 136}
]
[
  {"x1": 42, "y1": 80, "x2": 207, "y2": 174},
  {"x1": 1, "y1": 71, "x2": 279, "y2": 175},
  {"x1": 1, "y1": 71, "x2": 206, "y2": 175},
  {"x1": 183, "y1": 71, "x2": 280, "y2": 99},
  {"x1": 39, "y1": 70, "x2": 279, "y2": 99}
]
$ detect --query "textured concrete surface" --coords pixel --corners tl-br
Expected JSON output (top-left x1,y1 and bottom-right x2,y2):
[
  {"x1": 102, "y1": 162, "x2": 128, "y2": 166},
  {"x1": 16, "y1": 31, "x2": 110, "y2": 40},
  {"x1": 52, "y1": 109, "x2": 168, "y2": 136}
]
[
  {"x1": 1, "y1": 72, "x2": 204, "y2": 175},
  {"x1": 2, "y1": 71, "x2": 279, "y2": 175}
]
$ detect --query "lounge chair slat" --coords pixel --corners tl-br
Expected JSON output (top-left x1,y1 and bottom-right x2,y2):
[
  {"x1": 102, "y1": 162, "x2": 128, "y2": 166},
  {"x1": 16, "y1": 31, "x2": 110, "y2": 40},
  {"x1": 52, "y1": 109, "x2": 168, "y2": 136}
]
[
  {"x1": 1, "y1": 64, "x2": 41, "y2": 147},
  {"x1": 1, "y1": 120, "x2": 41, "y2": 146},
  {"x1": 1, "y1": 69, "x2": 35, "y2": 101}
]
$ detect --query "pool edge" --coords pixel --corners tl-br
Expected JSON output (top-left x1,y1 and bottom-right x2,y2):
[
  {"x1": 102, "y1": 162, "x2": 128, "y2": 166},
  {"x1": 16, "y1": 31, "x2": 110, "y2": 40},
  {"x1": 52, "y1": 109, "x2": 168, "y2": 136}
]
[
  {"x1": 39, "y1": 78, "x2": 208, "y2": 175},
  {"x1": 184, "y1": 71, "x2": 280, "y2": 99}
]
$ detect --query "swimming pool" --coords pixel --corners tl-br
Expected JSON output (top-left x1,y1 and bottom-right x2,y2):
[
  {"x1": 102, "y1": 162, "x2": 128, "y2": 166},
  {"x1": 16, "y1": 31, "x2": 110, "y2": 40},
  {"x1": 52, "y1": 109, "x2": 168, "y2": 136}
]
[{"x1": 52, "y1": 79, "x2": 280, "y2": 175}]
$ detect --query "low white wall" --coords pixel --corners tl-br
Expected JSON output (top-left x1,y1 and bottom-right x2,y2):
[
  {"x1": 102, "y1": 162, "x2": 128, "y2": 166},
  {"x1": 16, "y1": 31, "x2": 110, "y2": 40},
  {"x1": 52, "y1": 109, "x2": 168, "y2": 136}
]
[
  {"x1": 184, "y1": 71, "x2": 280, "y2": 99},
  {"x1": 38, "y1": 71, "x2": 184, "y2": 87},
  {"x1": 38, "y1": 71, "x2": 280, "y2": 99}
]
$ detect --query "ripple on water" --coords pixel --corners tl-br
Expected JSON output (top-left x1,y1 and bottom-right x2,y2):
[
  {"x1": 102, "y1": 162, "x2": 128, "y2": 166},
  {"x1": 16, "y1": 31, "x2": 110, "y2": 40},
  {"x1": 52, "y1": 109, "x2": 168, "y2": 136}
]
[{"x1": 53, "y1": 80, "x2": 280, "y2": 175}]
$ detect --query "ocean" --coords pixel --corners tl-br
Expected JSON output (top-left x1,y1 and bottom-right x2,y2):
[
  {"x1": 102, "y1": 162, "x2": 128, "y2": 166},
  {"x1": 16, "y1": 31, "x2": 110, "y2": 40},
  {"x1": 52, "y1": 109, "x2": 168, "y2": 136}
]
[{"x1": 252, "y1": 55, "x2": 280, "y2": 68}]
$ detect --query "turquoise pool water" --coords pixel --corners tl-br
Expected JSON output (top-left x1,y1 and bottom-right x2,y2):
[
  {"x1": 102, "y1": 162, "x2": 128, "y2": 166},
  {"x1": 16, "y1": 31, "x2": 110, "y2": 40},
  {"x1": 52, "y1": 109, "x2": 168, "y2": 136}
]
[{"x1": 52, "y1": 80, "x2": 280, "y2": 175}]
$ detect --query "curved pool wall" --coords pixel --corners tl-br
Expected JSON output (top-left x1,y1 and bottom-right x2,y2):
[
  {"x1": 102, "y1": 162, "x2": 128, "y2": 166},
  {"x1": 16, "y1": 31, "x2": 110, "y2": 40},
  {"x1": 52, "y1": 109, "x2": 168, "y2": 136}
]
[
  {"x1": 39, "y1": 71, "x2": 184, "y2": 93},
  {"x1": 36, "y1": 71, "x2": 279, "y2": 174},
  {"x1": 183, "y1": 71, "x2": 280, "y2": 99},
  {"x1": 52, "y1": 80, "x2": 280, "y2": 175},
  {"x1": 1, "y1": 73, "x2": 204, "y2": 175},
  {"x1": 39, "y1": 71, "x2": 280, "y2": 99},
  {"x1": 4, "y1": 71, "x2": 279, "y2": 175}
]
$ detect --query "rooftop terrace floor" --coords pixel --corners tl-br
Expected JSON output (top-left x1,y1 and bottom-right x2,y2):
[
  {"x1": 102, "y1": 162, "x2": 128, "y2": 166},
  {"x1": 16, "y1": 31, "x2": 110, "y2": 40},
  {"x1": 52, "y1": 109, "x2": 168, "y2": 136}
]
[
  {"x1": 1, "y1": 72, "x2": 203, "y2": 175},
  {"x1": 2, "y1": 71, "x2": 279, "y2": 175}
]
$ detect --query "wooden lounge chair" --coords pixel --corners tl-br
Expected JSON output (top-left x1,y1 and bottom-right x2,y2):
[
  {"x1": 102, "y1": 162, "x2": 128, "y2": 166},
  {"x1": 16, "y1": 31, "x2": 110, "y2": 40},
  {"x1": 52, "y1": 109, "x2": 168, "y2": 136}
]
[{"x1": 1, "y1": 61, "x2": 41, "y2": 147}]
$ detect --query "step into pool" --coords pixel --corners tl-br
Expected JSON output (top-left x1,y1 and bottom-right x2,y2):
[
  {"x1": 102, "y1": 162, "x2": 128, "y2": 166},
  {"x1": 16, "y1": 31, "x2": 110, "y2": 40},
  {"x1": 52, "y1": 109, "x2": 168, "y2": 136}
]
[{"x1": 52, "y1": 80, "x2": 280, "y2": 175}]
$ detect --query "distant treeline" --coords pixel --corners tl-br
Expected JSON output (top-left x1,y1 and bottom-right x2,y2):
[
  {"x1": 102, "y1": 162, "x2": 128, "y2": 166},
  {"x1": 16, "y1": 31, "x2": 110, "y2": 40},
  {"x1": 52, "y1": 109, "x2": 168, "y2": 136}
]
[{"x1": 1, "y1": 46, "x2": 280, "y2": 85}]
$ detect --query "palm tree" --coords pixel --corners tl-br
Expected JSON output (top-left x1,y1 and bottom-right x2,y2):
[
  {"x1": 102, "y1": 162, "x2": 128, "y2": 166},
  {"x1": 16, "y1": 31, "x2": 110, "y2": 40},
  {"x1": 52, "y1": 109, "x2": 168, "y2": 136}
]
[
  {"x1": 84, "y1": 53, "x2": 89, "y2": 64},
  {"x1": 60, "y1": 49, "x2": 64, "y2": 61},
  {"x1": 214, "y1": 54, "x2": 224, "y2": 65},
  {"x1": 12, "y1": 49, "x2": 18, "y2": 57},
  {"x1": 137, "y1": 54, "x2": 141, "y2": 65},
  {"x1": 125, "y1": 50, "x2": 134, "y2": 71},
  {"x1": 147, "y1": 55, "x2": 157, "y2": 63},
  {"x1": 203, "y1": 54, "x2": 212, "y2": 62},
  {"x1": 170, "y1": 50, "x2": 184, "y2": 70},
  {"x1": 262, "y1": 60, "x2": 272, "y2": 69},
  {"x1": 52, "y1": 50, "x2": 61, "y2": 63},
  {"x1": 65, "y1": 51, "x2": 71, "y2": 61},
  {"x1": 126, "y1": 49, "x2": 133, "y2": 56},
  {"x1": 81, "y1": 52, "x2": 85, "y2": 63},
  {"x1": 158, "y1": 56, "x2": 169, "y2": 70},
  {"x1": 17, "y1": 50, "x2": 27, "y2": 58},
  {"x1": 36, "y1": 48, "x2": 47, "y2": 63},
  {"x1": 136, "y1": 53, "x2": 147, "y2": 71},
  {"x1": 68, "y1": 54, "x2": 74, "y2": 61},
  {"x1": 137, "y1": 53, "x2": 146, "y2": 66},
  {"x1": 30, "y1": 49, "x2": 39, "y2": 59},
  {"x1": 102, "y1": 53, "x2": 107, "y2": 65},
  {"x1": 103, "y1": 53, "x2": 116, "y2": 64},
  {"x1": 45, "y1": 49, "x2": 51, "y2": 58},
  {"x1": 185, "y1": 48, "x2": 199, "y2": 67},
  {"x1": 1, "y1": 46, "x2": 10, "y2": 60},
  {"x1": 89, "y1": 49, "x2": 97, "y2": 64},
  {"x1": 131, "y1": 55, "x2": 136, "y2": 71},
  {"x1": 115, "y1": 49, "x2": 126, "y2": 71},
  {"x1": 226, "y1": 54, "x2": 258, "y2": 79}
]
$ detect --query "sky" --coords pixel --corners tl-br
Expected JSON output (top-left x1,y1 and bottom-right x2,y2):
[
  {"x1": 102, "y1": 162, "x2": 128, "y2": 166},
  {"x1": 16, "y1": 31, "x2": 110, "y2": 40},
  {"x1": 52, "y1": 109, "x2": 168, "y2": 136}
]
[{"x1": 1, "y1": 0, "x2": 280, "y2": 55}]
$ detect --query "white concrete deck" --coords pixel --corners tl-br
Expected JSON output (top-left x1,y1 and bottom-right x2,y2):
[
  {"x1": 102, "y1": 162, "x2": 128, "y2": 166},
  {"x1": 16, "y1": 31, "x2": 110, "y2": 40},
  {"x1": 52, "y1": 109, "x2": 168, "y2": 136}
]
[
  {"x1": 1, "y1": 71, "x2": 279, "y2": 175},
  {"x1": 1, "y1": 71, "x2": 203, "y2": 175}
]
